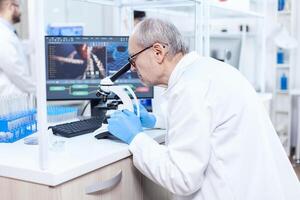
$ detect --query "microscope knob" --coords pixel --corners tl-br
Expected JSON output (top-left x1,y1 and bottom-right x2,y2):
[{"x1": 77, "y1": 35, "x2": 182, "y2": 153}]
[{"x1": 96, "y1": 91, "x2": 101, "y2": 97}]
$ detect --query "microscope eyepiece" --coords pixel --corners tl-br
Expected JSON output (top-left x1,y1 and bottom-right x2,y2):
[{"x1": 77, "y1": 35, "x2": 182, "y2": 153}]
[
  {"x1": 96, "y1": 62, "x2": 131, "y2": 100},
  {"x1": 110, "y1": 62, "x2": 131, "y2": 82}
]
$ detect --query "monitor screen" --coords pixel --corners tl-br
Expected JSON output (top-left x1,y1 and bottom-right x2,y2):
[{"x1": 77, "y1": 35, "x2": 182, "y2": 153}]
[{"x1": 45, "y1": 36, "x2": 153, "y2": 100}]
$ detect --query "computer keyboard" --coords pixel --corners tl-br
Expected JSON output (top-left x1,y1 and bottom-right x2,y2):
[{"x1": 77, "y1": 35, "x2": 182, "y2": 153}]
[{"x1": 49, "y1": 117, "x2": 103, "y2": 138}]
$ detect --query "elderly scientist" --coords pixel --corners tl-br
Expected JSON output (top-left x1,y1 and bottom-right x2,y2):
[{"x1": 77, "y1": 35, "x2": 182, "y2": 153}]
[
  {"x1": 0, "y1": 0, "x2": 35, "y2": 96},
  {"x1": 108, "y1": 18, "x2": 300, "y2": 200}
]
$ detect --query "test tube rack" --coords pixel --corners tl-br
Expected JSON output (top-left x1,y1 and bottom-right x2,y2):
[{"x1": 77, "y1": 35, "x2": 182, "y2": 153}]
[{"x1": 0, "y1": 110, "x2": 37, "y2": 143}]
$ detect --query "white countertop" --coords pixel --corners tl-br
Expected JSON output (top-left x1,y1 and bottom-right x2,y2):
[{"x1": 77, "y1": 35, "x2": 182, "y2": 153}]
[
  {"x1": 0, "y1": 93, "x2": 271, "y2": 186},
  {"x1": 0, "y1": 127, "x2": 166, "y2": 186}
]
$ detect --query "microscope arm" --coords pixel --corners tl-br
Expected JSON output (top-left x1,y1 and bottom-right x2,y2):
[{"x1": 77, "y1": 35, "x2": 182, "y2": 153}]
[
  {"x1": 108, "y1": 85, "x2": 140, "y2": 117},
  {"x1": 97, "y1": 62, "x2": 140, "y2": 116}
]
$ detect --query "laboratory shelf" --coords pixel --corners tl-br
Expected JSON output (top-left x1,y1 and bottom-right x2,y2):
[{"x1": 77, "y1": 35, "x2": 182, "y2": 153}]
[
  {"x1": 290, "y1": 89, "x2": 300, "y2": 95},
  {"x1": 121, "y1": 0, "x2": 199, "y2": 18},
  {"x1": 275, "y1": 110, "x2": 289, "y2": 114},
  {"x1": 128, "y1": 2, "x2": 264, "y2": 19},
  {"x1": 278, "y1": 10, "x2": 291, "y2": 16},
  {"x1": 127, "y1": 7, "x2": 194, "y2": 18},
  {"x1": 72, "y1": 0, "x2": 201, "y2": 9},
  {"x1": 209, "y1": 2, "x2": 265, "y2": 19},
  {"x1": 276, "y1": 90, "x2": 289, "y2": 94},
  {"x1": 210, "y1": 32, "x2": 255, "y2": 39},
  {"x1": 272, "y1": 0, "x2": 296, "y2": 156},
  {"x1": 121, "y1": 0, "x2": 199, "y2": 9},
  {"x1": 89, "y1": 0, "x2": 265, "y2": 19},
  {"x1": 276, "y1": 64, "x2": 290, "y2": 69},
  {"x1": 73, "y1": 0, "x2": 119, "y2": 6}
]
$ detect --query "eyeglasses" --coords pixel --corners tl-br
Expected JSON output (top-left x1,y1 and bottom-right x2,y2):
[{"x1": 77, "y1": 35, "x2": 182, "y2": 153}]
[
  {"x1": 127, "y1": 45, "x2": 153, "y2": 67},
  {"x1": 128, "y1": 43, "x2": 168, "y2": 67}
]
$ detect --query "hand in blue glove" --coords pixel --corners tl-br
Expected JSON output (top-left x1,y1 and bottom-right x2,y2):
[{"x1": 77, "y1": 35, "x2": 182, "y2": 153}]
[
  {"x1": 134, "y1": 104, "x2": 156, "y2": 128},
  {"x1": 108, "y1": 110, "x2": 143, "y2": 144}
]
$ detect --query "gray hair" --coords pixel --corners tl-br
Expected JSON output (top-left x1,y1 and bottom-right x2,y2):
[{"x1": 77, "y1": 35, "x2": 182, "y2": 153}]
[{"x1": 133, "y1": 18, "x2": 188, "y2": 56}]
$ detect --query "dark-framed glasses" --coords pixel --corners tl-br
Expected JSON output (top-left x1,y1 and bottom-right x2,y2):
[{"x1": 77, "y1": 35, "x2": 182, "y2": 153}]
[
  {"x1": 128, "y1": 43, "x2": 168, "y2": 67},
  {"x1": 128, "y1": 45, "x2": 153, "y2": 67}
]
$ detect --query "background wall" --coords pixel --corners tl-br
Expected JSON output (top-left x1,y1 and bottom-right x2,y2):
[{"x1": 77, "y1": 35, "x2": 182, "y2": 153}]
[
  {"x1": 291, "y1": 1, "x2": 300, "y2": 148},
  {"x1": 44, "y1": 0, "x2": 115, "y2": 35},
  {"x1": 15, "y1": 0, "x2": 29, "y2": 39}
]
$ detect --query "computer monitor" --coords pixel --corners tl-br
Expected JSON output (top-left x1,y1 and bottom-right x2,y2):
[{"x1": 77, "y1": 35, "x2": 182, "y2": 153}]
[
  {"x1": 210, "y1": 36, "x2": 241, "y2": 69},
  {"x1": 45, "y1": 36, "x2": 153, "y2": 100}
]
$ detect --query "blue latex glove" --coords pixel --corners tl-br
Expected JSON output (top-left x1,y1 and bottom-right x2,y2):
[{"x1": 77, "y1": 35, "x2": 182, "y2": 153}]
[
  {"x1": 134, "y1": 104, "x2": 156, "y2": 128},
  {"x1": 108, "y1": 110, "x2": 143, "y2": 144}
]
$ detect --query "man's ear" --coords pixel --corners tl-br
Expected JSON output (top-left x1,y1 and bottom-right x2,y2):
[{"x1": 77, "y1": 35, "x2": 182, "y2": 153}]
[{"x1": 152, "y1": 43, "x2": 167, "y2": 64}]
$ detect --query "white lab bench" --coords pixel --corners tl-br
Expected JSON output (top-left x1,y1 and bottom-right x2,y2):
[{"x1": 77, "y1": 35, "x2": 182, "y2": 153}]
[
  {"x1": 0, "y1": 93, "x2": 271, "y2": 200},
  {"x1": 0, "y1": 128, "x2": 166, "y2": 200}
]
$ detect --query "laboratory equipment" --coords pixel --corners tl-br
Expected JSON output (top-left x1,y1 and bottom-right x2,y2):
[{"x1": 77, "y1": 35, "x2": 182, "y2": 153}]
[
  {"x1": 0, "y1": 94, "x2": 37, "y2": 143},
  {"x1": 210, "y1": 37, "x2": 241, "y2": 69},
  {"x1": 278, "y1": 0, "x2": 285, "y2": 11},
  {"x1": 24, "y1": 136, "x2": 38, "y2": 145},
  {"x1": 280, "y1": 73, "x2": 288, "y2": 90},
  {"x1": 96, "y1": 61, "x2": 139, "y2": 114},
  {"x1": 47, "y1": 105, "x2": 79, "y2": 123},
  {"x1": 49, "y1": 117, "x2": 103, "y2": 138},
  {"x1": 87, "y1": 57, "x2": 141, "y2": 140},
  {"x1": 277, "y1": 48, "x2": 284, "y2": 64},
  {"x1": 48, "y1": 52, "x2": 140, "y2": 139}
]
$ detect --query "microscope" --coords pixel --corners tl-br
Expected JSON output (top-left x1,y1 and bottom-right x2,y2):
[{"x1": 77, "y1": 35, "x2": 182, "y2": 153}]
[
  {"x1": 96, "y1": 62, "x2": 140, "y2": 117},
  {"x1": 93, "y1": 62, "x2": 140, "y2": 139}
]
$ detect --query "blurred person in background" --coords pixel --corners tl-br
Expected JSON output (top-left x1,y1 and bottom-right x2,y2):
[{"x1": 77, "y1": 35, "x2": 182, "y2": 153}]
[{"x1": 0, "y1": 0, "x2": 35, "y2": 96}]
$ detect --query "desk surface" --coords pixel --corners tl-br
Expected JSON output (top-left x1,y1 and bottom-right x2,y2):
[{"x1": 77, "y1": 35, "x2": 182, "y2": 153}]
[
  {"x1": 0, "y1": 128, "x2": 166, "y2": 186},
  {"x1": 0, "y1": 93, "x2": 271, "y2": 186}
]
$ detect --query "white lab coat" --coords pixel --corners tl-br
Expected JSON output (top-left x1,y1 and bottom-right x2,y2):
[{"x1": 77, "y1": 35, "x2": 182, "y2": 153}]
[
  {"x1": 0, "y1": 18, "x2": 35, "y2": 96},
  {"x1": 129, "y1": 52, "x2": 300, "y2": 200}
]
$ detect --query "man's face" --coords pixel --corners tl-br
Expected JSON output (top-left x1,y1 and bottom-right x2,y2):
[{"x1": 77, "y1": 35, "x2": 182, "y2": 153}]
[
  {"x1": 128, "y1": 36, "x2": 162, "y2": 86},
  {"x1": 11, "y1": 0, "x2": 21, "y2": 23},
  {"x1": 6, "y1": 0, "x2": 21, "y2": 24}
]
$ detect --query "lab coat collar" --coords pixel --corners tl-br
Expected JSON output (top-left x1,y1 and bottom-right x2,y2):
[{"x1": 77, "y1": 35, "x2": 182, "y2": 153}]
[
  {"x1": 164, "y1": 51, "x2": 199, "y2": 93},
  {"x1": 0, "y1": 17, "x2": 15, "y2": 33}
]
